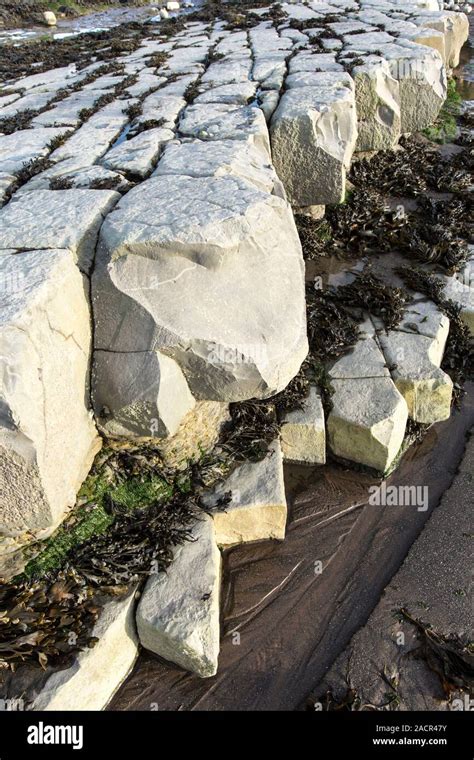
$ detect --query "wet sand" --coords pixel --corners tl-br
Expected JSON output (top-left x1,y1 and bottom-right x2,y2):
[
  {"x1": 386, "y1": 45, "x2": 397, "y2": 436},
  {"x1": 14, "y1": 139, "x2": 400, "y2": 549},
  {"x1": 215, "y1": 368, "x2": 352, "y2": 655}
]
[{"x1": 109, "y1": 386, "x2": 474, "y2": 711}]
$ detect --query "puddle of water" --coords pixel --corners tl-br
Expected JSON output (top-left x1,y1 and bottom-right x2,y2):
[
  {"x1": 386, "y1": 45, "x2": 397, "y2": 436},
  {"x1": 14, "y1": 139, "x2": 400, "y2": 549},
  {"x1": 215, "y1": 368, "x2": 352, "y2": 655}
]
[
  {"x1": 111, "y1": 123, "x2": 132, "y2": 148},
  {"x1": 0, "y1": 2, "x2": 202, "y2": 46}
]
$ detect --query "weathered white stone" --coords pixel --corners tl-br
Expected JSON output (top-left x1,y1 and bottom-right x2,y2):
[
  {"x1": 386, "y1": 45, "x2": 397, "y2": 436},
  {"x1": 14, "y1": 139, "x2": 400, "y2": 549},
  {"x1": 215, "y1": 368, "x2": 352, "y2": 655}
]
[
  {"x1": 0, "y1": 189, "x2": 119, "y2": 273},
  {"x1": 329, "y1": 330, "x2": 390, "y2": 379},
  {"x1": 136, "y1": 93, "x2": 185, "y2": 130},
  {"x1": 343, "y1": 30, "x2": 396, "y2": 49},
  {"x1": 280, "y1": 386, "x2": 326, "y2": 465},
  {"x1": 382, "y1": 40, "x2": 446, "y2": 134},
  {"x1": 328, "y1": 377, "x2": 408, "y2": 473},
  {"x1": 206, "y1": 440, "x2": 287, "y2": 546},
  {"x1": 378, "y1": 330, "x2": 453, "y2": 424},
  {"x1": 259, "y1": 90, "x2": 280, "y2": 123},
  {"x1": 0, "y1": 249, "x2": 100, "y2": 538},
  {"x1": 92, "y1": 350, "x2": 195, "y2": 438},
  {"x1": 252, "y1": 54, "x2": 288, "y2": 90},
  {"x1": 43, "y1": 11, "x2": 57, "y2": 26},
  {"x1": 408, "y1": 27, "x2": 446, "y2": 62},
  {"x1": 329, "y1": 20, "x2": 379, "y2": 35},
  {"x1": 194, "y1": 81, "x2": 257, "y2": 105},
  {"x1": 93, "y1": 174, "x2": 308, "y2": 402},
  {"x1": 352, "y1": 57, "x2": 401, "y2": 151},
  {"x1": 412, "y1": 10, "x2": 469, "y2": 68},
  {"x1": 270, "y1": 78, "x2": 357, "y2": 206},
  {"x1": 2, "y1": 65, "x2": 81, "y2": 94},
  {"x1": 124, "y1": 72, "x2": 166, "y2": 98},
  {"x1": 154, "y1": 138, "x2": 285, "y2": 196},
  {"x1": 200, "y1": 58, "x2": 252, "y2": 88},
  {"x1": 0, "y1": 90, "x2": 56, "y2": 118},
  {"x1": 179, "y1": 103, "x2": 271, "y2": 156},
  {"x1": 289, "y1": 53, "x2": 344, "y2": 74},
  {"x1": 136, "y1": 515, "x2": 221, "y2": 678},
  {"x1": 0, "y1": 128, "x2": 70, "y2": 176},
  {"x1": 0, "y1": 174, "x2": 15, "y2": 205},
  {"x1": 385, "y1": 298, "x2": 450, "y2": 357},
  {"x1": 31, "y1": 591, "x2": 138, "y2": 710},
  {"x1": 101, "y1": 128, "x2": 174, "y2": 179}
]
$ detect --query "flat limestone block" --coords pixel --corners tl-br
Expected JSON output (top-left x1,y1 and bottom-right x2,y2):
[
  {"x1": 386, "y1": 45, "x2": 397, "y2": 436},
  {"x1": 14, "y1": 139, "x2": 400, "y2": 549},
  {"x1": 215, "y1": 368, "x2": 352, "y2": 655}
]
[
  {"x1": 136, "y1": 515, "x2": 221, "y2": 678},
  {"x1": 0, "y1": 189, "x2": 119, "y2": 273},
  {"x1": 0, "y1": 127, "x2": 71, "y2": 176},
  {"x1": 378, "y1": 331, "x2": 453, "y2": 424},
  {"x1": 194, "y1": 81, "x2": 257, "y2": 105},
  {"x1": 328, "y1": 334, "x2": 390, "y2": 380},
  {"x1": 0, "y1": 248, "x2": 100, "y2": 538},
  {"x1": 50, "y1": 101, "x2": 130, "y2": 167},
  {"x1": 31, "y1": 592, "x2": 138, "y2": 711},
  {"x1": 280, "y1": 386, "x2": 326, "y2": 465},
  {"x1": 206, "y1": 440, "x2": 287, "y2": 547},
  {"x1": 154, "y1": 137, "x2": 285, "y2": 196},
  {"x1": 179, "y1": 103, "x2": 271, "y2": 157},
  {"x1": 328, "y1": 376, "x2": 408, "y2": 473},
  {"x1": 101, "y1": 128, "x2": 174, "y2": 179}
]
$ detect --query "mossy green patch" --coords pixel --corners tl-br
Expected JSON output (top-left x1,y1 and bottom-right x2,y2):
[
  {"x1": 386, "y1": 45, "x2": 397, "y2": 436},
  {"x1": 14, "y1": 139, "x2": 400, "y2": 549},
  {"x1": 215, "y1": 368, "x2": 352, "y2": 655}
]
[
  {"x1": 423, "y1": 78, "x2": 462, "y2": 144},
  {"x1": 21, "y1": 472, "x2": 172, "y2": 581}
]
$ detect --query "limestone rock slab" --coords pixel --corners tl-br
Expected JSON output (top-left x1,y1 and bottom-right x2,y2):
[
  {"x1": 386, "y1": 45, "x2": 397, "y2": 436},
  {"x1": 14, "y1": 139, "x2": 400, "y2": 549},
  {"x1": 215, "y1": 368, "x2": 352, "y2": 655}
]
[
  {"x1": 207, "y1": 440, "x2": 287, "y2": 547},
  {"x1": 101, "y1": 128, "x2": 174, "y2": 179},
  {"x1": 136, "y1": 515, "x2": 221, "y2": 678},
  {"x1": 270, "y1": 79, "x2": 357, "y2": 205},
  {"x1": 154, "y1": 138, "x2": 285, "y2": 196},
  {"x1": 179, "y1": 103, "x2": 271, "y2": 157},
  {"x1": 280, "y1": 386, "x2": 326, "y2": 465},
  {"x1": 328, "y1": 377, "x2": 408, "y2": 473},
  {"x1": 378, "y1": 330, "x2": 453, "y2": 424},
  {"x1": 93, "y1": 174, "x2": 308, "y2": 401},
  {"x1": 0, "y1": 248, "x2": 100, "y2": 538},
  {"x1": 352, "y1": 57, "x2": 401, "y2": 152},
  {"x1": 0, "y1": 128, "x2": 70, "y2": 176},
  {"x1": 0, "y1": 189, "x2": 119, "y2": 273}
]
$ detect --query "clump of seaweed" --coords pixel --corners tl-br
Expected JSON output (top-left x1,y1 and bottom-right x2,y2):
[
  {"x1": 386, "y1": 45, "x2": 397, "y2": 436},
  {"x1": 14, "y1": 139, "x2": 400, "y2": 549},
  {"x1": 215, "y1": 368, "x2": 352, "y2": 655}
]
[
  {"x1": 395, "y1": 266, "x2": 446, "y2": 304},
  {"x1": 145, "y1": 52, "x2": 168, "y2": 70},
  {"x1": 295, "y1": 215, "x2": 333, "y2": 259},
  {"x1": 49, "y1": 175, "x2": 74, "y2": 191},
  {"x1": 220, "y1": 400, "x2": 280, "y2": 463},
  {"x1": 352, "y1": 135, "x2": 472, "y2": 198},
  {"x1": 401, "y1": 608, "x2": 474, "y2": 694},
  {"x1": 306, "y1": 288, "x2": 360, "y2": 361},
  {"x1": 184, "y1": 80, "x2": 202, "y2": 104},
  {"x1": 335, "y1": 273, "x2": 411, "y2": 331},
  {"x1": 77, "y1": 91, "x2": 115, "y2": 122}
]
